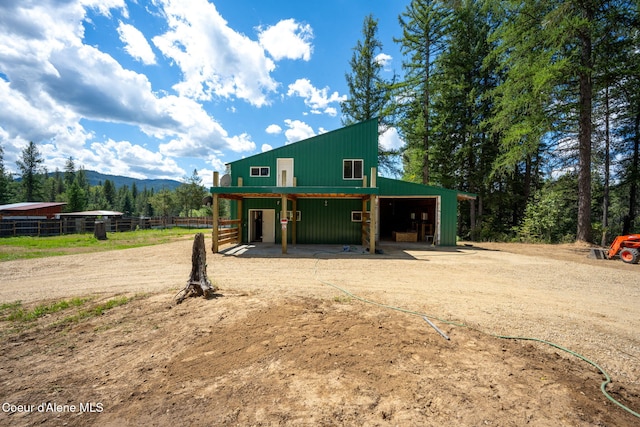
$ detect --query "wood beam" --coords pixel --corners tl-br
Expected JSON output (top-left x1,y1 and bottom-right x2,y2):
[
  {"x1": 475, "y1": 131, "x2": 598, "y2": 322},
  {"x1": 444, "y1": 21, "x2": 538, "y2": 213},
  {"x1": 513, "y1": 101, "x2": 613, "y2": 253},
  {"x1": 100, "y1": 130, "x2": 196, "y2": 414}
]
[
  {"x1": 281, "y1": 194, "x2": 287, "y2": 254},
  {"x1": 237, "y1": 198, "x2": 243, "y2": 245},
  {"x1": 212, "y1": 172, "x2": 219, "y2": 253},
  {"x1": 291, "y1": 197, "x2": 297, "y2": 245},
  {"x1": 369, "y1": 195, "x2": 376, "y2": 254},
  {"x1": 362, "y1": 197, "x2": 368, "y2": 247},
  {"x1": 369, "y1": 168, "x2": 377, "y2": 254}
]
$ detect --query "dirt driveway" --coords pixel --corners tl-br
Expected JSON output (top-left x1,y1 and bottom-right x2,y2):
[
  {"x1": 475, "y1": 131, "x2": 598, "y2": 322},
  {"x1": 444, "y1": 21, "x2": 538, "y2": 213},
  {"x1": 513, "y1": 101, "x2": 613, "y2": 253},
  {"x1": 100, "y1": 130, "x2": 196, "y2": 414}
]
[{"x1": 0, "y1": 238, "x2": 639, "y2": 426}]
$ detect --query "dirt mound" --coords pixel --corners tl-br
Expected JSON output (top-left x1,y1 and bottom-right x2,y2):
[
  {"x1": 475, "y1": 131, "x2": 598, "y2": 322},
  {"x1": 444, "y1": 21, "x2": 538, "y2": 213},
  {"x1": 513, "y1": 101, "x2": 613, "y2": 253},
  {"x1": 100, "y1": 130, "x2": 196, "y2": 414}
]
[{"x1": 1, "y1": 293, "x2": 637, "y2": 426}]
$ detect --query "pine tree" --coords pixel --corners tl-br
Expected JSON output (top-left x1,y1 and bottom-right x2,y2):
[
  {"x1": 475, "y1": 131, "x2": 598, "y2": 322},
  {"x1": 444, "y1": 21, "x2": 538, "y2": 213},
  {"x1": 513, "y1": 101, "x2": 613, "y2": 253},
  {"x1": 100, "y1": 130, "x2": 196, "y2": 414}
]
[
  {"x1": 43, "y1": 174, "x2": 57, "y2": 202},
  {"x1": 486, "y1": 0, "x2": 623, "y2": 242},
  {"x1": 591, "y1": 1, "x2": 638, "y2": 242},
  {"x1": 342, "y1": 14, "x2": 397, "y2": 173},
  {"x1": 395, "y1": 0, "x2": 450, "y2": 184},
  {"x1": 63, "y1": 156, "x2": 75, "y2": 190},
  {"x1": 0, "y1": 144, "x2": 9, "y2": 204},
  {"x1": 429, "y1": 0, "x2": 498, "y2": 237},
  {"x1": 609, "y1": 2, "x2": 640, "y2": 234},
  {"x1": 16, "y1": 141, "x2": 44, "y2": 201},
  {"x1": 103, "y1": 179, "x2": 116, "y2": 210},
  {"x1": 150, "y1": 188, "x2": 177, "y2": 220},
  {"x1": 118, "y1": 186, "x2": 133, "y2": 216},
  {"x1": 175, "y1": 169, "x2": 207, "y2": 217},
  {"x1": 66, "y1": 179, "x2": 86, "y2": 212}
]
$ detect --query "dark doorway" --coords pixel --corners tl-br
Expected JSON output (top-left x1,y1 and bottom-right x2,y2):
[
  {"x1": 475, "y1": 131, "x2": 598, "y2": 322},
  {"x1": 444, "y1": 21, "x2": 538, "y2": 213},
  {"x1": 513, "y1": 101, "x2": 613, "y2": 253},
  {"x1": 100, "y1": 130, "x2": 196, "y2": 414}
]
[
  {"x1": 251, "y1": 210, "x2": 263, "y2": 242},
  {"x1": 379, "y1": 198, "x2": 437, "y2": 242}
]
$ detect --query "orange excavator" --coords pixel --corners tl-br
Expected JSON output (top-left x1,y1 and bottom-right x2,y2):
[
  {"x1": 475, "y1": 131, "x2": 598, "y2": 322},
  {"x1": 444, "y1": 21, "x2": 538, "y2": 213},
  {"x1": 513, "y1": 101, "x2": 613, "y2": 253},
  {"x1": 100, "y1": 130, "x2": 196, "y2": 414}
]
[{"x1": 591, "y1": 234, "x2": 640, "y2": 264}]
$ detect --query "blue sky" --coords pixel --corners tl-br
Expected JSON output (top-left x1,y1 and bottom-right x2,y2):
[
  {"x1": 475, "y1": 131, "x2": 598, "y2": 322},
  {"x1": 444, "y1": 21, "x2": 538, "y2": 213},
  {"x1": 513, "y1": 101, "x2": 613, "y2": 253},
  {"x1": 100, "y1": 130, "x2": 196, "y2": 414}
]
[{"x1": 0, "y1": 0, "x2": 407, "y2": 188}]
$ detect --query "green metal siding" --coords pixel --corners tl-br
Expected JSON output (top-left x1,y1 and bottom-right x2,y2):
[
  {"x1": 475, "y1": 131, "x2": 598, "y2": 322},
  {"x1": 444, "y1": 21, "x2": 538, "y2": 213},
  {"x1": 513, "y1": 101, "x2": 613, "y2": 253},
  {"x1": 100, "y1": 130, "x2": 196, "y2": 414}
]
[
  {"x1": 236, "y1": 198, "x2": 362, "y2": 245},
  {"x1": 439, "y1": 194, "x2": 458, "y2": 246},
  {"x1": 229, "y1": 118, "x2": 378, "y2": 187},
  {"x1": 291, "y1": 199, "x2": 362, "y2": 244},
  {"x1": 378, "y1": 177, "x2": 460, "y2": 246}
]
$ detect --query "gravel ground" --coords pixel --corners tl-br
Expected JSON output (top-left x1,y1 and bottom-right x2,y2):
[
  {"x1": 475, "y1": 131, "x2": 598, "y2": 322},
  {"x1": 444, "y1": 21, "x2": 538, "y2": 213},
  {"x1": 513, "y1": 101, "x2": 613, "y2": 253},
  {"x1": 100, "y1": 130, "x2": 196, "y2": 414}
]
[{"x1": 0, "y1": 238, "x2": 638, "y2": 425}]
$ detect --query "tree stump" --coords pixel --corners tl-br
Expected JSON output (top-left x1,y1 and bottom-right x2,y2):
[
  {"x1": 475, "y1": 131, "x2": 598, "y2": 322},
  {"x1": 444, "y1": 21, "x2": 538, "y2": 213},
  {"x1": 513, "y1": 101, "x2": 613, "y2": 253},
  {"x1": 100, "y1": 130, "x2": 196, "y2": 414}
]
[
  {"x1": 176, "y1": 233, "x2": 217, "y2": 303},
  {"x1": 94, "y1": 221, "x2": 107, "y2": 240}
]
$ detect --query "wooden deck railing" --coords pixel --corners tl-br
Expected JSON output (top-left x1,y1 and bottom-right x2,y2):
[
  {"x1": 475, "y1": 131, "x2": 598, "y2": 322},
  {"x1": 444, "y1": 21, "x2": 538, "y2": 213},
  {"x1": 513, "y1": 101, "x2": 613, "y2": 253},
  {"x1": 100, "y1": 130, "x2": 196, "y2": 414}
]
[{"x1": 217, "y1": 219, "x2": 241, "y2": 246}]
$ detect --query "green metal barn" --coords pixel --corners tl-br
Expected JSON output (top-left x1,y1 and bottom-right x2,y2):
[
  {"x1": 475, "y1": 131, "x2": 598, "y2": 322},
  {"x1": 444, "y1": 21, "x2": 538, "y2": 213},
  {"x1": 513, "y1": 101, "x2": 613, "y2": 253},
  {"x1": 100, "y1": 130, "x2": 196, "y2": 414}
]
[{"x1": 209, "y1": 118, "x2": 475, "y2": 253}]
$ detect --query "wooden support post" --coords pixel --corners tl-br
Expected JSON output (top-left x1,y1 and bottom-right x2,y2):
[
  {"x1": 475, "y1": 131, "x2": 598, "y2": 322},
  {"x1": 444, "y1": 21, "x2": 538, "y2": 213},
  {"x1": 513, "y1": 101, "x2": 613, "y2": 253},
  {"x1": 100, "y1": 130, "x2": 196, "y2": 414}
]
[
  {"x1": 237, "y1": 198, "x2": 243, "y2": 244},
  {"x1": 369, "y1": 167, "x2": 377, "y2": 254},
  {"x1": 281, "y1": 194, "x2": 287, "y2": 254},
  {"x1": 362, "y1": 197, "x2": 368, "y2": 247},
  {"x1": 291, "y1": 198, "x2": 297, "y2": 245},
  {"x1": 237, "y1": 175, "x2": 243, "y2": 245},
  {"x1": 369, "y1": 195, "x2": 376, "y2": 254},
  {"x1": 212, "y1": 172, "x2": 219, "y2": 253}
]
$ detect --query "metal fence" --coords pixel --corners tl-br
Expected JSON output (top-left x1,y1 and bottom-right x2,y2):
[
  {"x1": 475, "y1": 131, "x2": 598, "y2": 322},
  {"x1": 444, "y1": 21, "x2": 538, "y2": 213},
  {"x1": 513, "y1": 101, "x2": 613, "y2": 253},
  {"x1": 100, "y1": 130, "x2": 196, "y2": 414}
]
[{"x1": 0, "y1": 217, "x2": 213, "y2": 238}]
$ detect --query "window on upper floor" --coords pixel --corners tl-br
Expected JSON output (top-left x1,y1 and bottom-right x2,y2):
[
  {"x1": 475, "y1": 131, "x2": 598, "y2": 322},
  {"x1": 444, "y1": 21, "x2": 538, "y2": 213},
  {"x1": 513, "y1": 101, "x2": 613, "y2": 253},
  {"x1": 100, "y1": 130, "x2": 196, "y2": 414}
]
[
  {"x1": 250, "y1": 166, "x2": 270, "y2": 177},
  {"x1": 343, "y1": 159, "x2": 363, "y2": 180}
]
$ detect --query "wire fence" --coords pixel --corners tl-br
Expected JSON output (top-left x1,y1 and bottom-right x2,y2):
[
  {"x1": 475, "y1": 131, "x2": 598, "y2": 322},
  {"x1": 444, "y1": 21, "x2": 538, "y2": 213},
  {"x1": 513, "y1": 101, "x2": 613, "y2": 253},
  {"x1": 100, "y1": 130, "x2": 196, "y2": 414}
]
[{"x1": 0, "y1": 217, "x2": 213, "y2": 238}]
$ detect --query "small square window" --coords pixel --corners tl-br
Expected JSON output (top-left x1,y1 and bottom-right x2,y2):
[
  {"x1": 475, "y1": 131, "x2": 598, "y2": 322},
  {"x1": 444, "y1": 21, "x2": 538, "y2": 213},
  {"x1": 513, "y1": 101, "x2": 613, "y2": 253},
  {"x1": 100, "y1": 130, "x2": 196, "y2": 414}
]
[
  {"x1": 250, "y1": 166, "x2": 270, "y2": 177},
  {"x1": 351, "y1": 211, "x2": 363, "y2": 222},
  {"x1": 343, "y1": 159, "x2": 363, "y2": 180}
]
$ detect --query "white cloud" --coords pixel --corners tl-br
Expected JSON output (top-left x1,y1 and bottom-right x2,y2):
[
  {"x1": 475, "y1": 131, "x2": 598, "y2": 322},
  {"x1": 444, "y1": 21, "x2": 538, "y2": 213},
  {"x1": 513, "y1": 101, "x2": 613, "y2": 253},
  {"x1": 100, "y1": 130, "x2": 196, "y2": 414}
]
[
  {"x1": 152, "y1": 0, "x2": 277, "y2": 106},
  {"x1": 287, "y1": 78, "x2": 346, "y2": 116},
  {"x1": 324, "y1": 107, "x2": 338, "y2": 117},
  {"x1": 258, "y1": 19, "x2": 313, "y2": 61},
  {"x1": 375, "y1": 52, "x2": 392, "y2": 69},
  {"x1": 0, "y1": 0, "x2": 256, "y2": 180},
  {"x1": 225, "y1": 133, "x2": 256, "y2": 153},
  {"x1": 261, "y1": 144, "x2": 273, "y2": 152},
  {"x1": 265, "y1": 124, "x2": 282, "y2": 135},
  {"x1": 380, "y1": 127, "x2": 404, "y2": 151},
  {"x1": 283, "y1": 119, "x2": 315, "y2": 144},
  {"x1": 0, "y1": 0, "x2": 133, "y2": 169},
  {"x1": 85, "y1": 139, "x2": 185, "y2": 179},
  {"x1": 117, "y1": 21, "x2": 156, "y2": 65},
  {"x1": 81, "y1": 0, "x2": 128, "y2": 19},
  {"x1": 153, "y1": 94, "x2": 255, "y2": 154},
  {"x1": 0, "y1": 62, "x2": 92, "y2": 170}
]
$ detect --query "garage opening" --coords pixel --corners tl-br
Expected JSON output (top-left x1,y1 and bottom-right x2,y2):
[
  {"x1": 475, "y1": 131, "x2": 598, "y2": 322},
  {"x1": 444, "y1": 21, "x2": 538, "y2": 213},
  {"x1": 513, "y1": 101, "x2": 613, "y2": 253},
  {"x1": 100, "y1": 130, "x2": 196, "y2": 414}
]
[{"x1": 379, "y1": 197, "x2": 438, "y2": 243}]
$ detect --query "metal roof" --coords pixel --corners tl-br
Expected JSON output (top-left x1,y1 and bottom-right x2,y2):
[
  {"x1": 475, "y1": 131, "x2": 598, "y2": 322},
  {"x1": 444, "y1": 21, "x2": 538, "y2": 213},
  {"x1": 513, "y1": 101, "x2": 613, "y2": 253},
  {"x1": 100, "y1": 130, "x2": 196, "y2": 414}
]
[
  {"x1": 377, "y1": 177, "x2": 477, "y2": 200},
  {"x1": 0, "y1": 202, "x2": 66, "y2": 211},
  {"x1": 57, "y1": 210, "x2": 124, "y2": 217}
]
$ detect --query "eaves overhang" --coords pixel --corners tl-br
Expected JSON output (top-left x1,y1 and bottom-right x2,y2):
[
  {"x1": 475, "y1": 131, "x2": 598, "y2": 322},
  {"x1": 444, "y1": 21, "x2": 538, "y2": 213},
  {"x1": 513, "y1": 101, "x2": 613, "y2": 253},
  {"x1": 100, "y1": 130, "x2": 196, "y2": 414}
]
[
  {"x1": 210, "y1": 186, "x2": 378, "y2": 199},
  {"x1": 456, "y1": 191, "x2": 477, "y2": 201}
]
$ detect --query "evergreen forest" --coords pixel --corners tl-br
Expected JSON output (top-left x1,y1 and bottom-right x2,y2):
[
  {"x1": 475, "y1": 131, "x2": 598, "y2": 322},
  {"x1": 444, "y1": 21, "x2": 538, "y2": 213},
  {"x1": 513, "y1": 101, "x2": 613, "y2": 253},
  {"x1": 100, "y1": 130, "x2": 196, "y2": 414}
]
[{"x1": 342, "y1": 0, "x2": 640, "y2": 244}]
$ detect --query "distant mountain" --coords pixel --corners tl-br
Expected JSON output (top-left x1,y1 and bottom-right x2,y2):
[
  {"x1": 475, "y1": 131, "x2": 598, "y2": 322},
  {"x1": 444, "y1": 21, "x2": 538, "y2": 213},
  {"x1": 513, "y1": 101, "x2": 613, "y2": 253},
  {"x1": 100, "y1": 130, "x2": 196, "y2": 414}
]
[
  {"x1": 84, "y1": 170, "x2": 182, "y2": 191},
  {"x1": 47, "y1": 170, "x2": 182, "y2": 192}
]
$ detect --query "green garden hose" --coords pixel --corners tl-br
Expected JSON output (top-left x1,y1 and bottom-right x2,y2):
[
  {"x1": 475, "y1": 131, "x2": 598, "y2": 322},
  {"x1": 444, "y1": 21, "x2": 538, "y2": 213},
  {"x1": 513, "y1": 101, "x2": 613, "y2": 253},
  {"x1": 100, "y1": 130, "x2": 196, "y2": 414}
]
[{"x1": 312, "y1": 261, "x2": 640, "y2": 420}]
